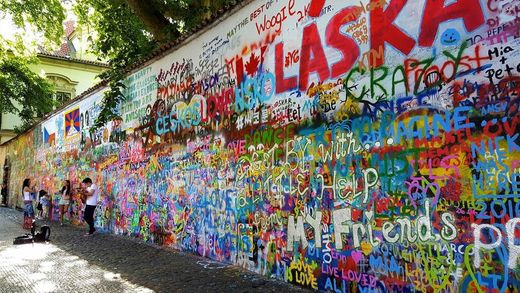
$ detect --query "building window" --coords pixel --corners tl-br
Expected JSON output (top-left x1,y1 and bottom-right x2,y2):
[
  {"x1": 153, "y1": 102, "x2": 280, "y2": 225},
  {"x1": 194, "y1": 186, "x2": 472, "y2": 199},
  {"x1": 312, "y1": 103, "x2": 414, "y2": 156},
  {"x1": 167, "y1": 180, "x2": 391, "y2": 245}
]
[
  {"x1": 45, "y1": 74, "x2": 78, "y2": 108},
  {"x1": 55, "y1": 91, "x2": 72, "y2": 104}
]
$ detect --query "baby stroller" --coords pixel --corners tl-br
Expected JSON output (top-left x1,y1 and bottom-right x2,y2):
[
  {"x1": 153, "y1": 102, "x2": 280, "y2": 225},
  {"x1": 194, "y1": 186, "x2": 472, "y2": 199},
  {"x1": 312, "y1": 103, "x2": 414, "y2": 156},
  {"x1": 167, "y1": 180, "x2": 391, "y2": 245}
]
[{"x1": 13, "y1": 219, "x2": 51, "y2": 245}]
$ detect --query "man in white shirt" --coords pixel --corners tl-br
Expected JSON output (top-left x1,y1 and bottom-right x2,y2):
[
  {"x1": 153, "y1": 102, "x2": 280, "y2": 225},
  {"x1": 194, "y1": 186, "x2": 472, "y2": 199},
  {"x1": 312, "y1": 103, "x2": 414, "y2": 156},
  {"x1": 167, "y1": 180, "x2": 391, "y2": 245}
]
[{"x1": 80, "y1": 177, "x2": 99, "y2": 236}]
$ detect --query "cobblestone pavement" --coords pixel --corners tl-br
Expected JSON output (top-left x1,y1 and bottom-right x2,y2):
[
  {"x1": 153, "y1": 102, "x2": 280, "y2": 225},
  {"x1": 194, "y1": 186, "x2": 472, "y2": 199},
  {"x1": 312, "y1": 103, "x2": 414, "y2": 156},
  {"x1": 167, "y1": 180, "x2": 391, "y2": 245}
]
[{"x1": 0, "y1": 207, "x2": 311, "y2": 293}]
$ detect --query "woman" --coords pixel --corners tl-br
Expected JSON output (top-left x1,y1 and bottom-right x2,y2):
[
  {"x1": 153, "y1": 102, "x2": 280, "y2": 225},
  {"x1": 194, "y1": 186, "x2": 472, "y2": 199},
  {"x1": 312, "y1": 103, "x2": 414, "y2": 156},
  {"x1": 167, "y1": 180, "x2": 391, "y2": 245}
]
[
  {"x1": 22, "y1": 178, "x2": 37, "y2": 218},
  {"x1": 59, "y1": 180, "x2": 72, "y2": 226}
]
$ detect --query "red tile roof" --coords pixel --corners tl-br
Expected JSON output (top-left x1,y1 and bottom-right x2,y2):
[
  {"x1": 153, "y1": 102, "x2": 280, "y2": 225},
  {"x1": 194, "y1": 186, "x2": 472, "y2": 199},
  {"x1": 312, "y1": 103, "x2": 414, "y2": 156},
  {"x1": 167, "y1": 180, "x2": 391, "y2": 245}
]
[{"x1": 37, "y1": 52, "x2": 109, "y2": 67}]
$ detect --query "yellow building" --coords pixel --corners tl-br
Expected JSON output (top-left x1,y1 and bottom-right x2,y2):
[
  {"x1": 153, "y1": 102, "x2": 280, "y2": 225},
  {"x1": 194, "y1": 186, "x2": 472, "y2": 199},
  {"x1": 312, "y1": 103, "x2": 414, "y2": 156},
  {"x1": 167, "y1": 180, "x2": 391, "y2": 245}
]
[{"x1": 0, "y1": 20, "x2": 108, "y2": 143}]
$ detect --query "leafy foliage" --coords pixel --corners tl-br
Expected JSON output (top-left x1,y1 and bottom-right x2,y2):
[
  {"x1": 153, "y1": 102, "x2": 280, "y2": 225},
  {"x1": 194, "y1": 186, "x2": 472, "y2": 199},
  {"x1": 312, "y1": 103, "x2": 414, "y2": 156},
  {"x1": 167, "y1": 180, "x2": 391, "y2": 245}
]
[
  {"x1": 0, "y1": 54, "x2": 56, "y2": 133},
  {"x1": 74, "y1": 0, "x2": 159, "y2": 130},
  {"x1": 0, "y1": 0, "x2": 65, "y2": 133},
  {"x1": 0, "y1": 0, "x2": 237, "y2": 133},
  {"x1": 74, "y1": 0, "x2": 236, "y2": 132},
  {"x1": 0, "y1": 0, "x2": 65, "y2": 47}
]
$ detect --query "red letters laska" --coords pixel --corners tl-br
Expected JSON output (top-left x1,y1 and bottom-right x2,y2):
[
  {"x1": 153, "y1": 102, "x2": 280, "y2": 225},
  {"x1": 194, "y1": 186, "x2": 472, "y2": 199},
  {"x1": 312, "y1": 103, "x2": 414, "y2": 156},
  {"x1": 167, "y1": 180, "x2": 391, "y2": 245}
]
[{"x1": 276, "y1": 6, "x2": 361, "y2": 93}]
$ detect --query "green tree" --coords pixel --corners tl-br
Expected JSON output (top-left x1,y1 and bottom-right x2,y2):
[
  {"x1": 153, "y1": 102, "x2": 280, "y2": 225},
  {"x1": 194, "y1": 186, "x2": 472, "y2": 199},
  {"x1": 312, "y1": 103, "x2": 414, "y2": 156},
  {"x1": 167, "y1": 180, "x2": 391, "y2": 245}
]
[
  {"x1": 74, "y1": 0, "x2": 236, "y2": 130},
  {"x1": 0, "y1": 0, "x2": 236, "y2": 133},
  {"x1": 0, "y1": 54, "x2": 56, "y2": 133},
  {"x1": 0, "y1": 0, "x2": 65, "y2": 47},
  {"x1": 0, "y1": 0, "x2": 64, "y2": 133}
]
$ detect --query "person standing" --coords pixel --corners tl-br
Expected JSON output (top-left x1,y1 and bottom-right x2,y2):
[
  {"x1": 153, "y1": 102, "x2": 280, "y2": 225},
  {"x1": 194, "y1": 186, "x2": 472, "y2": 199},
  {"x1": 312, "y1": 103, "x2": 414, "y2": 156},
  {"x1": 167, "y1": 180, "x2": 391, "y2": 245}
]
[
  {"x1": 22, "y1": 178, "x2": 37, "y2": 229},
  {"x1": 22, "y1": 178, "x2": 37, "y2": 218},
  {"x1": 79, "y1": 177, "x2": 99, "y2": 236},
  {"x1": 59, "y1": 180, "x2": 72, "y2": 226},
  {"x1": 1, "y1": 183, "x2": 7, "y2": 206},
  {"x1": 36, "y1": 190, "x2": 44, "y2": 219},
  {"x1": 40, "y1": 190, "x2": 50, "y2": 220}
]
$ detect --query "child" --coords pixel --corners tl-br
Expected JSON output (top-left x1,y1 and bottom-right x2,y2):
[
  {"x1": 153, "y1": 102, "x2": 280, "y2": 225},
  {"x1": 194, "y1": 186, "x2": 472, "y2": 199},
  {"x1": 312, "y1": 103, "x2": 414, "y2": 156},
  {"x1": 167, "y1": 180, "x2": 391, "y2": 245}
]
[
  {"x1": 39, "y1": 190, "x2": 50, "y2": 220},
  {"x1": 36, "y1": 191, "x2": 44, "y2": 219}
]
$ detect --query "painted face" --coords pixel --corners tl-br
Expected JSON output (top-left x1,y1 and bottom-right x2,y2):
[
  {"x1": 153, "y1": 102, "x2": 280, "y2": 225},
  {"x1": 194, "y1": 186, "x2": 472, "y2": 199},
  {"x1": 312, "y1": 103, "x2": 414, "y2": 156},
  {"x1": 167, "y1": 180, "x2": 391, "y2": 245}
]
[{"x1": 440, "y1": 29, "x2": 460, "y2": 45}]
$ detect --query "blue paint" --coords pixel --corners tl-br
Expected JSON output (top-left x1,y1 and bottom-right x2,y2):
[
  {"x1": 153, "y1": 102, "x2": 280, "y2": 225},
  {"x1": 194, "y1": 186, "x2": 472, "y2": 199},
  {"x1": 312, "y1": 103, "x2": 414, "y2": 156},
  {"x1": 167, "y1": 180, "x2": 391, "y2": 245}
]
[{"x1": 440, "y1": 29, "x2": 461, "y2": 45}]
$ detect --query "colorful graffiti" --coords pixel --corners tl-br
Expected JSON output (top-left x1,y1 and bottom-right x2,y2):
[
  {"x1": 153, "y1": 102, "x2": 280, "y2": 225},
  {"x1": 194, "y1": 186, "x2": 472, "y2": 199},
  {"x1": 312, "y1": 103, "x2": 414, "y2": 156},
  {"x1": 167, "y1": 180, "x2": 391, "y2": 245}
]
[
  {"x1": 1, "y1": 0, "x2": 520, "y2": 291},
  {"x1": 64, "y1": 108, "x2": 81, "y2": 137}
]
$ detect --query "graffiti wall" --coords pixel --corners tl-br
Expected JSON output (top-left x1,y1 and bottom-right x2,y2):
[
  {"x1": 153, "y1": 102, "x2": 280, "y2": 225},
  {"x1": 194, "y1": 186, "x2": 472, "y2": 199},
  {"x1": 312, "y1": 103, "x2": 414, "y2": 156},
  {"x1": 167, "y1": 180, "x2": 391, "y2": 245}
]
[{"x1": 2, "y1": 0, "x2": 520, "y2": 291}]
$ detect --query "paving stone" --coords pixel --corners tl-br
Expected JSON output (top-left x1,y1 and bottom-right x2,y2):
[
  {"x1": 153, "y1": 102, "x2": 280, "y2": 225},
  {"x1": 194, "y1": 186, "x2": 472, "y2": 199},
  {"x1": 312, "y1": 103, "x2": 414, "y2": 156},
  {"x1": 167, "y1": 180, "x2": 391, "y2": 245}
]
[{"x1": 0, "y1": 207, "x2": 311, "y2": 292}]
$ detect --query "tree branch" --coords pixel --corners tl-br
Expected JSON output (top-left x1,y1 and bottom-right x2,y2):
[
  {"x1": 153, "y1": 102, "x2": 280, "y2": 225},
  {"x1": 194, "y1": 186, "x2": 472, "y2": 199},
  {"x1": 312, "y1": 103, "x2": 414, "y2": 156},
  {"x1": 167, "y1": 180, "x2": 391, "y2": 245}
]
[{"x1": 124, "y1": 0, "x2": 178, "y2": 42}]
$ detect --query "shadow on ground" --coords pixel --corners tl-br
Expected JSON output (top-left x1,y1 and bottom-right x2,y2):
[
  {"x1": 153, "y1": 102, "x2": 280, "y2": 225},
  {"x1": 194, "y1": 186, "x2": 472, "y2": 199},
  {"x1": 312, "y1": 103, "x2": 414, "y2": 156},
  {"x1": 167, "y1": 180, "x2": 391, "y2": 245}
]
[{"x1": 1, "y1": 207, "x2": 312, "y2": 293}]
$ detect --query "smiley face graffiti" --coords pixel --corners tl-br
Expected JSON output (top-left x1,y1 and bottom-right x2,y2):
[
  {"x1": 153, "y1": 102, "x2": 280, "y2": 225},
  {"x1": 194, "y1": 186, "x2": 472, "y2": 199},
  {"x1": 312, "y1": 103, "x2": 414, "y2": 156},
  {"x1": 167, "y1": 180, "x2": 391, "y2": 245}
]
[{"x1": 440, "y1": 29, "x2": 461, "y2": 45}]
